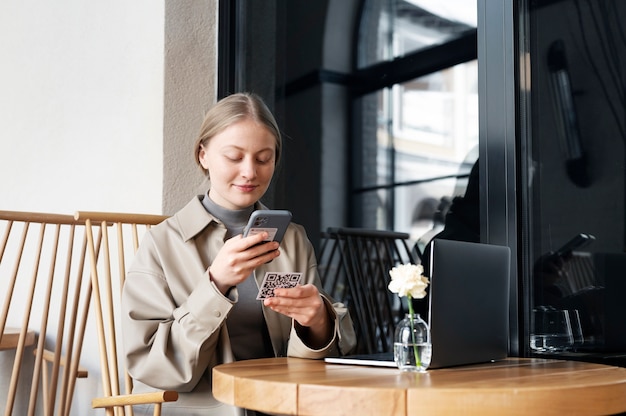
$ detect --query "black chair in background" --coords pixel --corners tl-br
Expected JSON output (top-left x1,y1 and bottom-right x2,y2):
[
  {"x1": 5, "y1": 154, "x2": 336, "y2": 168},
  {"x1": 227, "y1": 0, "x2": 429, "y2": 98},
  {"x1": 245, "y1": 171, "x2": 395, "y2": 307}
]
[{"x1": 318, "y1": 227, "x2": 417, "y2": 355}]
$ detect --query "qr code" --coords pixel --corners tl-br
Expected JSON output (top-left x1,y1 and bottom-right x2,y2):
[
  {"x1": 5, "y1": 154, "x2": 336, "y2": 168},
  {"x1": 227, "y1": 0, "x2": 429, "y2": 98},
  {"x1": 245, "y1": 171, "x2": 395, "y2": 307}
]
[{"x1": 256, "y1": 272, "x2": 302, "y2": 300}]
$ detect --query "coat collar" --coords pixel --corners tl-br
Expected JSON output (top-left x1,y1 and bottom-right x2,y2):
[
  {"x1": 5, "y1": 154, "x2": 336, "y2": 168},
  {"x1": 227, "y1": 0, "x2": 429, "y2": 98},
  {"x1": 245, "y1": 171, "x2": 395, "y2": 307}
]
[{"x1": 174, "y1": 195, "x2": 268, "y2": 242}]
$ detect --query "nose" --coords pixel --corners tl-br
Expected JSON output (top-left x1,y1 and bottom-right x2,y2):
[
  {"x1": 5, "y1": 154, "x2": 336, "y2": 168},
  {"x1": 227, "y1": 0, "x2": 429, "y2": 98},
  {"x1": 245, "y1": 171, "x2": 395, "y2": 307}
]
[{"x1": 241, "y1": 157, "x2": 257, "y2": 179}]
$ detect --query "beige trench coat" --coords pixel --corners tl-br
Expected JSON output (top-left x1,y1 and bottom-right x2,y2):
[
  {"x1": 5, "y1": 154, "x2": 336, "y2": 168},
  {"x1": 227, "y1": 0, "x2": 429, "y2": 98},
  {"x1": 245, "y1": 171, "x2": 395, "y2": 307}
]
[{"x1": 122, "y1": 196, "x2": 357, "y2": 415}]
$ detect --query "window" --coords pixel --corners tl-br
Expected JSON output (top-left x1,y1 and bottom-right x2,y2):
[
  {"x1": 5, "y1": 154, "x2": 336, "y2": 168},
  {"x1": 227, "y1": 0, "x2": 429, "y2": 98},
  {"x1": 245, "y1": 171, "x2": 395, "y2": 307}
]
[
  {"x1": 352, "y1": 0, "x2": 478, "y2": 251},
  {"x1": 521, "y1": 0, "x2": 626, "y2": 364}
]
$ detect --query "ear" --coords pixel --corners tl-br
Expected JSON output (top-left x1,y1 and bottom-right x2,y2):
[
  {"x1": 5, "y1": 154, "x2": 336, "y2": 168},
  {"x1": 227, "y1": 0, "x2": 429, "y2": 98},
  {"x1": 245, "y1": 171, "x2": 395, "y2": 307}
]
[{"x1": 198, "y1": 145, "x2": 210, "y2": 170}]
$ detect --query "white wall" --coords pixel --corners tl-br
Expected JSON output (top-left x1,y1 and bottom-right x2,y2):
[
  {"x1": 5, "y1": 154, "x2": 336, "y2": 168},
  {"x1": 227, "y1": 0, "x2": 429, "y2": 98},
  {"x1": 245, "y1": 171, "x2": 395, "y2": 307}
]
[
  {"x1": 0, "y1": 1, "x2": 164, "y2": 215},
  {"x1": 0, "y1": 1, "x2": 165, "y2": 414},
  {"x1": 1, "y1": 1, "x2": 220, "y2": 413}
]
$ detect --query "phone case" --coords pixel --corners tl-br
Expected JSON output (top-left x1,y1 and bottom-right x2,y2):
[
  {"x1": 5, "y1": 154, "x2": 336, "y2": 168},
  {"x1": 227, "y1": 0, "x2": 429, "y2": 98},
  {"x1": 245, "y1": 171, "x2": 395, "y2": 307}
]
[{"x1": 243, "y1": 210, "x2": 292, "y2": 243}]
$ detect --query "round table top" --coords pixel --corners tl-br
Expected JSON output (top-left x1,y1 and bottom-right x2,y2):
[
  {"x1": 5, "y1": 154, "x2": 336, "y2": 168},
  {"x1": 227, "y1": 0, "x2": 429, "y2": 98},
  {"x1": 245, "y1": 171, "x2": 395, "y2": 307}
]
[{"x1": 212, "y1": 356, "x2": 626, "y2": 416}]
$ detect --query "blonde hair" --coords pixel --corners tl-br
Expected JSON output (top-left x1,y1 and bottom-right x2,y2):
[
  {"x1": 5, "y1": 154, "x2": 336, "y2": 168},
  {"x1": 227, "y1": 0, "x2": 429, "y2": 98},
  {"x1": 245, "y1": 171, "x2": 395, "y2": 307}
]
[{"x1": 194, "y1": 92, "x2": 282, "y2": 175}]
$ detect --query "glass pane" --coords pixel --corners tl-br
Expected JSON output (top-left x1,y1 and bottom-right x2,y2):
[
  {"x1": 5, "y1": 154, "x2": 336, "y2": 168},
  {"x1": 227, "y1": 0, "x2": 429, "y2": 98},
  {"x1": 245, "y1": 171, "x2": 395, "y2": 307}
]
[
  {"x1": 359, "y1": 0, "x2": 477, "y2": 68},
  {"x1": 524, "y1": 0, "x2": 626, "y2": 363},
  {"x1": 356, "y1": 61, "x2": 479, "y2": 238},
  {"x1": 392, "y1": 63, "x2": 478, "y2": 239}
]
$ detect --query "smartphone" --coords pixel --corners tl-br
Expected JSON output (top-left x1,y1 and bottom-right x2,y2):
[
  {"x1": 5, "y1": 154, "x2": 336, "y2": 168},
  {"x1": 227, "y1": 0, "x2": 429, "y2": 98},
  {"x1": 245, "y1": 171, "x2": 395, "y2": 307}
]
[
  {"x1": 243, "y1": 210, "x2": 292, "y2": 244},
  {"x1": 554, "y1": 233, "x2": 595, "y2": 258}
]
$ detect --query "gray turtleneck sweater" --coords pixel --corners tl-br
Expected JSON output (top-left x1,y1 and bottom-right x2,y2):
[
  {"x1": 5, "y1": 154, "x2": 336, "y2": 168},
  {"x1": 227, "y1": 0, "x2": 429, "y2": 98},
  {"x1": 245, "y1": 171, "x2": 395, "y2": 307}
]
[{"x1": 201, "y1": 193, "x2": 274, "y2": 361}]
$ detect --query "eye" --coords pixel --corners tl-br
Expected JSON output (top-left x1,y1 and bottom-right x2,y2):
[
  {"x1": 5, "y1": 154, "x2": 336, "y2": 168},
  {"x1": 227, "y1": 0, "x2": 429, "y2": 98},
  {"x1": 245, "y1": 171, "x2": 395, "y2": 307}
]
[
  {"x1": 256, "y1": 151, "x2": 275, "y2": 164},
  {"x1": 224, "y1": 153, "x2": 243, "y2": 162}
]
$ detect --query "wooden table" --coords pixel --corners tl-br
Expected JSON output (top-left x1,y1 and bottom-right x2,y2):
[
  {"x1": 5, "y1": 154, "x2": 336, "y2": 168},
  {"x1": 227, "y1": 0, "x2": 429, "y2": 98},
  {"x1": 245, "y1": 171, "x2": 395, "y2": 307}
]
[{"x1": 212, "y1": 357, "x2": 626, "y2": 415}]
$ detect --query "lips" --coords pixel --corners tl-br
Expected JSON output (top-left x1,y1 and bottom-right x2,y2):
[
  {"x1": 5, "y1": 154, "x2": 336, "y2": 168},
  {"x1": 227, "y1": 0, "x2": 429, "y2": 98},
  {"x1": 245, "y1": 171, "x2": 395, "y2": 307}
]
[{"x1": 235, "y1": 184, "x2": 258, "y2": 192}]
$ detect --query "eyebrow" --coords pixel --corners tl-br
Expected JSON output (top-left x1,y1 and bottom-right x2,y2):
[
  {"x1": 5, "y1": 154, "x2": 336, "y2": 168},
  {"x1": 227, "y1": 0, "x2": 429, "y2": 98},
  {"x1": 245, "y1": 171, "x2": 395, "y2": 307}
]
[{"x1": 220, "y1": 145, "x2": 275, "y2": 154}]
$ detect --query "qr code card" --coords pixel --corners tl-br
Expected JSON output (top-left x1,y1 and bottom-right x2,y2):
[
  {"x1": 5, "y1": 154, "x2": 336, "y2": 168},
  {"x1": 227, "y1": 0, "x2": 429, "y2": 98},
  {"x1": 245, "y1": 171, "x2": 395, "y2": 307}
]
[{"x1": 256, "y1": 272, "x2": 303, "y2": 300}]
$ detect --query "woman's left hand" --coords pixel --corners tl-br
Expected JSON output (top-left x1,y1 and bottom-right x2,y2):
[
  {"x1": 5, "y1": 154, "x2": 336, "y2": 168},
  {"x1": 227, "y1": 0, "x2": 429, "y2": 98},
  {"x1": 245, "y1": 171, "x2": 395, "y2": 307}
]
[{"x1": 264, "y1": 284, "x2": 333, "y2": 347}]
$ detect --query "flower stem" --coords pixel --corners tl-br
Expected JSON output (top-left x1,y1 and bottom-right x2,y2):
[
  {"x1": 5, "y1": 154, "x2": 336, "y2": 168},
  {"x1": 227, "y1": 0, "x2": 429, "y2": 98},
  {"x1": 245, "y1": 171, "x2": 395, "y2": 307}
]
[{"x1": 407, "y1": 295, "x2": 421, "y2": 368}]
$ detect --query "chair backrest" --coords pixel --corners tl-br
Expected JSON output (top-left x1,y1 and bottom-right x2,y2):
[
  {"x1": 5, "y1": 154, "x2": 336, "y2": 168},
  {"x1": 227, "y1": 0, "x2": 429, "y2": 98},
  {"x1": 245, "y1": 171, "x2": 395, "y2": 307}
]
[
  {"x1": 0, "y1": 210, "x2": 90, "y2": 416},
  {"x1": 74, "y1": 211, "x2": 173, "y2": 416},
  {"x1": 318, "y1": 227, "x2": 417, "y2": 355}
]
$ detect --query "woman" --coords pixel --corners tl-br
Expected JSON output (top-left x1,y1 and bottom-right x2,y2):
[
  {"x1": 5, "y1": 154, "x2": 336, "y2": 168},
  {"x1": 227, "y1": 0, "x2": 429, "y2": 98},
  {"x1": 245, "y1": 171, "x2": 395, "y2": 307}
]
[{"x1": 121, "y1": 92, "x2": 356, "y2": 415}]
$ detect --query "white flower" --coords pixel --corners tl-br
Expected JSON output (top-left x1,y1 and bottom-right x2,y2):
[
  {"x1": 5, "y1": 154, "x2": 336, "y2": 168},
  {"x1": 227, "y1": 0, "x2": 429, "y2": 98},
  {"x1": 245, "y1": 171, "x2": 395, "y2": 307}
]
[{"x1": 388, "y1": 263, "x2": 429, "y2": 299}]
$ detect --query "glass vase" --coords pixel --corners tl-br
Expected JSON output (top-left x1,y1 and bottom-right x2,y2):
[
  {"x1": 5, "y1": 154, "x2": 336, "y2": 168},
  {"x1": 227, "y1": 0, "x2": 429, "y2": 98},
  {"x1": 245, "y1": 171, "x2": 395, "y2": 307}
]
[{"x1": 394, "y1": 313, "x2": 431, "y2": 372}]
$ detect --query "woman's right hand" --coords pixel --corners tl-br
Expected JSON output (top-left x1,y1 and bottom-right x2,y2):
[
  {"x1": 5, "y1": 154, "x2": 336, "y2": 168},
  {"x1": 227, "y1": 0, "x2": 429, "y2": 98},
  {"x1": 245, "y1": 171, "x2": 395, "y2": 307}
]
[{"x1": 209, "y1": 232, "x2": 280, "y2": 294}]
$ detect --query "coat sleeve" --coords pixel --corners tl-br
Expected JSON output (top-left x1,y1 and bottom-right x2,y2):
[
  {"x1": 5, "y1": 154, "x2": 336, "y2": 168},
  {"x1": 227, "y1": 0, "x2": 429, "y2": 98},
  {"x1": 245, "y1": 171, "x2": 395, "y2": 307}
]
[{"x1": 121, "y1": 230, "x2": 232, "y2": 392}]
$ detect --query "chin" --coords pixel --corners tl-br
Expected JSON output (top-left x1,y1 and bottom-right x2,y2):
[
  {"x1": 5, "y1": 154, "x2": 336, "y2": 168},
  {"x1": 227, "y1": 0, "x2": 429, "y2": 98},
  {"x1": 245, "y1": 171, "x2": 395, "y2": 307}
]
[
  {"x1": 227, "y1": 188, "x2": 268, "y2": 209},
  {"x1": 234, "y1": 196, "x2": 261, "y2": 209}
]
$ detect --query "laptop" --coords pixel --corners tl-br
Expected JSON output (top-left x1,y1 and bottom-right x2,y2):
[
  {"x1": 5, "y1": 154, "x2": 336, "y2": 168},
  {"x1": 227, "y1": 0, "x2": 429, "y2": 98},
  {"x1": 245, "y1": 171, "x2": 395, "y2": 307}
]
[{"x1": 325, "y1": 239, "x2": 511, "y2": 369}]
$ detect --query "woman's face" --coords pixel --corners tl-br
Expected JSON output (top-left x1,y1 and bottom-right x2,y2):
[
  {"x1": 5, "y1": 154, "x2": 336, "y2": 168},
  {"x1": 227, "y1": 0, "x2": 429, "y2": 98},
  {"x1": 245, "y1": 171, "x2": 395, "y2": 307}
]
[{"x1": 199, "y1": 118, "x2": 276, "y2": 210}]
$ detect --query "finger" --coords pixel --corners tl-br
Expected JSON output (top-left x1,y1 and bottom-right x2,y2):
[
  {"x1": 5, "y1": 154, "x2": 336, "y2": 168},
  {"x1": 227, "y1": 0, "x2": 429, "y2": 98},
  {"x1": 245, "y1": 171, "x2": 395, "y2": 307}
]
[
  {"x1": 263, "y1": 296, "x2": 304, "y2": 313},
  {"x1": 264, "y1": 303, "x2": 319, "y2": 327},
  {"x1": 249, "y1": 241, "x2": 280, "y2": 257},
  {"x1": 265, "y1": 291, "x2": 322, "y2": 313},
  {"x1": 241, "y1": 231, "x2": 271, "y2": 249},
  {"x1": 273, "y1": 284, "x2": 316, "y2": 298},
  {"x1": 263, "y1": 300, "x2": 306, "y2": 317},
  {"x1": 252, "y1": 249, "x2": 280, "y2": 265}
]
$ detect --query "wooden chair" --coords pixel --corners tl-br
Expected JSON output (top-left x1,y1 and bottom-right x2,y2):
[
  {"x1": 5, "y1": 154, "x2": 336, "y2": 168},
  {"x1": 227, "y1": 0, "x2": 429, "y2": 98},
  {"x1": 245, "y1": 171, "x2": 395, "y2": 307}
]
[
  {"x1": 0, "y1": 210, "x2": 90, "y2": 416},
  {"x1": 318, "y1": 227, "x2": 417, "y2": 355},
  {"x1": 74, "y1": 211, "x2": 177, "y2": 416}
]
